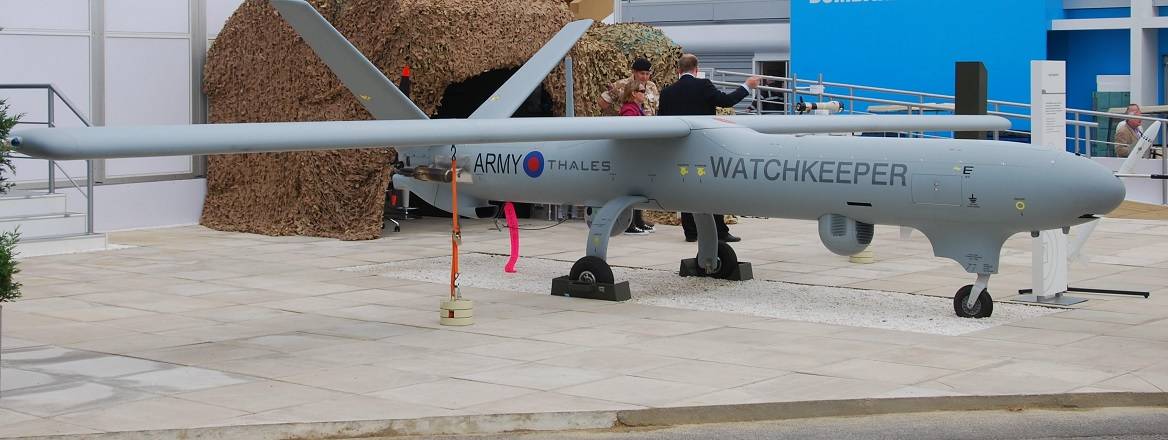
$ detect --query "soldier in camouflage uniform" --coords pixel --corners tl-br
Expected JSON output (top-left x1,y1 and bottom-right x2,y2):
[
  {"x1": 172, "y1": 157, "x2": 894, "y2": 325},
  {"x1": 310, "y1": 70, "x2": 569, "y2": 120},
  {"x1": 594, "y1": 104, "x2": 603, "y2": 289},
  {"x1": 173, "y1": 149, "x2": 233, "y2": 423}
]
[{"x1": 598, "y1": 58, "x2": 659, "y2": 116}]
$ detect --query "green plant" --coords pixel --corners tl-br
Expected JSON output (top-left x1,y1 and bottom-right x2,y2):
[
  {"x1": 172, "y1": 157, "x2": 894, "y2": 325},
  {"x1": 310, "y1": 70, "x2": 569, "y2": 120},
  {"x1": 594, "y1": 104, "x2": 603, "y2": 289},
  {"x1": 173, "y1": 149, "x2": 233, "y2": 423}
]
[
  {"x1": 0, "y1": 229, "x2": 19, "y2": 303},
  {"x1": 0, "y1": 99, "x2": 22, "y2": 195}
]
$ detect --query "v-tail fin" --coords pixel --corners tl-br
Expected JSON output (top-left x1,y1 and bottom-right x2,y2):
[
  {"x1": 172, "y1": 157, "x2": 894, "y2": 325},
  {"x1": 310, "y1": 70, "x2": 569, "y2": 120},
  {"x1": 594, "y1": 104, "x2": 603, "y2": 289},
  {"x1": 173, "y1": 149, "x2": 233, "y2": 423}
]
[{"x1": 271, "y1": 0, "x2": 428, "y2": 120}]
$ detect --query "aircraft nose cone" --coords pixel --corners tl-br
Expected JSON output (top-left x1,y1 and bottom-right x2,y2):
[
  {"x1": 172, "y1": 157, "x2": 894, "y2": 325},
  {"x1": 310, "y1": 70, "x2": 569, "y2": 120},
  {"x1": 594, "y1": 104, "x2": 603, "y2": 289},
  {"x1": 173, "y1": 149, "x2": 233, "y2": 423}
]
[{"x1": 1084, "y1": 160, "x2": 1126, "y2": 216}]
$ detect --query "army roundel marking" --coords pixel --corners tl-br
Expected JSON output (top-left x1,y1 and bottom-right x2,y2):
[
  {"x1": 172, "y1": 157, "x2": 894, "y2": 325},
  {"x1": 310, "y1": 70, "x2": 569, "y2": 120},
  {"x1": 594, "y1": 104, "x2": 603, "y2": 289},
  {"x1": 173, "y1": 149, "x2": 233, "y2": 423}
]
[{"x1": 523, "y1": 151, "x2": 545, "y2": 178}]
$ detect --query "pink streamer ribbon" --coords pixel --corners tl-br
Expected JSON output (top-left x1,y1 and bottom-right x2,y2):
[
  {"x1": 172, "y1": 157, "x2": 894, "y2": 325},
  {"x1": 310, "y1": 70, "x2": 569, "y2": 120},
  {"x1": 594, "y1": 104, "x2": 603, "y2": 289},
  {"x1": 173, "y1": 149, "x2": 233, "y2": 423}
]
[{"x1": 504, "y1": 202, "x2": 520, "y2": 273}]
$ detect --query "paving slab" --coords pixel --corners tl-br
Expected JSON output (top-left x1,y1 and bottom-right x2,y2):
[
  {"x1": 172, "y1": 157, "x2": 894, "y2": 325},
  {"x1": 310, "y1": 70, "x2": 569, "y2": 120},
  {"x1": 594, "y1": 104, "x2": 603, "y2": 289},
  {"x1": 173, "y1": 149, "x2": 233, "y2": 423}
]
[
  {"x1": 727, "y1": 372, "x2": 907, "y2": 403},
  {"x1": 281, "y1": 364, "x2": 444, "y2": 394},
  {"x1": 198, "y1": 353, "x2": 347, "y2": 380},
  {"x1": 456, "y1": 363, "x2": 616, "y2": 391},
  {"x1": 1, "y1": 217, "x2": 1167, "y2": 437},
  {"x1": 51, "y1": 396, "x2": 248, "y2": 432},
  {"x1": 555, "y1": 375, "x2": 721, "y2": 407},
  {"x1": 0, "y1": 382, "x2": 156, "y2": 417},
  {"x1": 174, "y1": 380, "x2": 351, "y2": 413},
  {"x1": 454, "y1": 339, "x2": 586, "y2": 362},
  {"x1": 802, "y1": 359, "x2": 957, "y2": 384},
  {"x1": 369, "y1": 378, "x2": 539, "y2": 409},
  {"x1": 629, "y1": 359, "x2": 787, "y2": 389}
]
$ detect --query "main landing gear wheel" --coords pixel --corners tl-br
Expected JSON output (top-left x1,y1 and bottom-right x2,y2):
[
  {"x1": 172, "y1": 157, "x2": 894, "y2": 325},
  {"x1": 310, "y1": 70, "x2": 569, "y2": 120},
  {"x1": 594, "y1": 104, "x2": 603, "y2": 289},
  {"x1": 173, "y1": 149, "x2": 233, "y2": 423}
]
[
  {"x1": 954, "y1": 284, "x2": 993, "y2": 318},
  {"x1": 570, "y1": 256, "x2": 614, "y2": 285},
  {"x1": 695, "y1": 242, "x2": 739, "y2": 279}
]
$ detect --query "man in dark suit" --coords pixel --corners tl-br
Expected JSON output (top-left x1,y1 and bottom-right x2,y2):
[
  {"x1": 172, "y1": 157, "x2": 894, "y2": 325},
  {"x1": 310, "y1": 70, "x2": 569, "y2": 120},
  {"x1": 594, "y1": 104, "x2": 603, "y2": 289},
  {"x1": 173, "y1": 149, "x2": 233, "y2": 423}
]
[{"x1": 659, "y1": 53, "x2": 760, "y2": 242}]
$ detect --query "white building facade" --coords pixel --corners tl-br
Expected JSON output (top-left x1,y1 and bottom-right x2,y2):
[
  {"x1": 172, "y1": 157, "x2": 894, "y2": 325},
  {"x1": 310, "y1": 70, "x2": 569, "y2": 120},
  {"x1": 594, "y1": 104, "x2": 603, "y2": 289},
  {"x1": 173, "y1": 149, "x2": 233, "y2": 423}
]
[{"x1": 0, "y1": 0, "x2": 244, "y2": 231}]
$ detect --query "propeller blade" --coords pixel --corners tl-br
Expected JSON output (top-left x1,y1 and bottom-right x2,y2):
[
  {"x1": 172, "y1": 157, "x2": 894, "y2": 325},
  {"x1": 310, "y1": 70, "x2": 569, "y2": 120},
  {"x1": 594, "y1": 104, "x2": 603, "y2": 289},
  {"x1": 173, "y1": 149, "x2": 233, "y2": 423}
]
[
  {"x1": 899, "y1": 226, "x2": 913, "y2": 240},
  {"x1": 1068, "y1": 219, "x2": 1099, "y2": 264}
]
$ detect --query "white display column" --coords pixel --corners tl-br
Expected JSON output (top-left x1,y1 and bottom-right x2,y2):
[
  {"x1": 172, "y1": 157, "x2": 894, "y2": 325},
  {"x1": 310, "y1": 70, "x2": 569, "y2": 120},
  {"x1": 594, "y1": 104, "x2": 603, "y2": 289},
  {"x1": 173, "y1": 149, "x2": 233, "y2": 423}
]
[{"x1": 1026, "y1": 60, "x2": 1082, "y2": 305}]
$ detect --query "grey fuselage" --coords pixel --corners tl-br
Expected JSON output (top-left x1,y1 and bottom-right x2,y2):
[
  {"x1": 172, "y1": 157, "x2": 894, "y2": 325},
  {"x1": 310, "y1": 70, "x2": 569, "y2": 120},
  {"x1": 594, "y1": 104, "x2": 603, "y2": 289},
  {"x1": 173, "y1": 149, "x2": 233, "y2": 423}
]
[{"x1": 399, "y1": 122, "x2": 1125, "y2": 274}]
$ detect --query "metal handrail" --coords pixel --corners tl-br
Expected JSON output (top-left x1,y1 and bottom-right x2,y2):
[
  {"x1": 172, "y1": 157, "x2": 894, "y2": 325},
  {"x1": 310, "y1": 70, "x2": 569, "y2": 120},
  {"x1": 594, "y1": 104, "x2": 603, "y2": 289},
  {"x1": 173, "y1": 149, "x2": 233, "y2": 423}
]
[
  {"x1": 1, "y1": 83, "x2": 95, "y2": 234},
  {"x1": 2, "y1": 84, "x2": 93, "y2": 126},
  {"x1": 721, "y1": 70, "x2": 1120, "y2": 114},
  {"x1": 987, "y1": 99, "x2": 1030, "y2": 108},
  {"x1": 716, "y1": 70, "x2": 957, "y2": 99},
  {"x1": 1070, "y1": 108, "x2": 1163, "y2": 122},
  {"x1": 713, "y1": 80, "x2": 959, "y2": 112},
  {"x1": 51, "y1": 161, "x2": 88, "y2": 201},
  {"x1": 713, "y1": 71, "x2": 1163, "y2": 141}
]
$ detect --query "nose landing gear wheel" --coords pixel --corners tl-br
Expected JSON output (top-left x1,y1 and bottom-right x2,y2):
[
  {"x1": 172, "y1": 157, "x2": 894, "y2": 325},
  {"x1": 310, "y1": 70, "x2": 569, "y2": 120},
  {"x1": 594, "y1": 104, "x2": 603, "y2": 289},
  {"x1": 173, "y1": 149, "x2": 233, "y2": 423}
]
[
  {"x1": 570, "y1": 256, "x2": 614, "y2": 285},
  {"x1": 954, "y1": 284, "x2": 993, "y2": 318}
]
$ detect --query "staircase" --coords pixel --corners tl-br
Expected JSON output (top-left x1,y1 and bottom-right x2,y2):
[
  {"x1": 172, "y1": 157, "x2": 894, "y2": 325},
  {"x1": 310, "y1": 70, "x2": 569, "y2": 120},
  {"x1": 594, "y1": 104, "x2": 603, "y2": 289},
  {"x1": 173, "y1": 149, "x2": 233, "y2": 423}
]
[
  {"x1": 2, "y1": 84, "x2": 107, "y2": 258},
  {"x1": 1, "y1": 189, "x2": 106, "y2": 258}
]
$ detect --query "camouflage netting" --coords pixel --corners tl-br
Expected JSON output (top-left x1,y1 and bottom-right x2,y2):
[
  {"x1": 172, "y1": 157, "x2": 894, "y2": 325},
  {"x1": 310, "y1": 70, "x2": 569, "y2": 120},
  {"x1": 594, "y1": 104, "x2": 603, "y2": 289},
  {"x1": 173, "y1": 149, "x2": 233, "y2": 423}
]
[
  {"x1": 643, "y1": 210, "x2": 679, "y2": 226},
  {"x1": 552, "y1": 22, "x2": 683, "y2": 116},
  {"x1": 203, "y1": 0, "x2": 681, "y2": 239},
  {"x1": 641, "y1": 212, "x2": 737, "y2": 227}
]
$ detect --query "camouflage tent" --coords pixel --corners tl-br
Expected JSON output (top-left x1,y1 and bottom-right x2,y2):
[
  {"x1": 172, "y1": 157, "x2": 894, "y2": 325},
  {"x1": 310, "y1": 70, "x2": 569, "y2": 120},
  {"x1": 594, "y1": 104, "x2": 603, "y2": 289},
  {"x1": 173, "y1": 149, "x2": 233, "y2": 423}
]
[{"x1": 203, "y1": 0, "x2": 681, "y2": 239}]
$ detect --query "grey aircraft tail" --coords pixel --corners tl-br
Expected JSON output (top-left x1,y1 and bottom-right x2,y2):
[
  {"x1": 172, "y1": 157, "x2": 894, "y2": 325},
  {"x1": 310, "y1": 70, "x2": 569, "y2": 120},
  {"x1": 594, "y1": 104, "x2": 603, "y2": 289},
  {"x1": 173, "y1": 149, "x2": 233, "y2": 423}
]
[
  {"x1": 272, "y1": 0, "x2": 592, "y2": 122},
  {"x1": 467, "y1": 19, "x2": 593, "y2": 119},
  {"x1": 271, "y1": 0, "x2": 427, "y2": 121}
]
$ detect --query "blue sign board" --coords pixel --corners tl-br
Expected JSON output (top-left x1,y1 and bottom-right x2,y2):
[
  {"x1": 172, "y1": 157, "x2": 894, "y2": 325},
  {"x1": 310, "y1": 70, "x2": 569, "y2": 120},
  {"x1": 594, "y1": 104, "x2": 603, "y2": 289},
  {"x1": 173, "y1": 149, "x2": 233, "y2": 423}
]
[{"x1": 792, "y1": 0, "x2": 1061, "y2": 109}]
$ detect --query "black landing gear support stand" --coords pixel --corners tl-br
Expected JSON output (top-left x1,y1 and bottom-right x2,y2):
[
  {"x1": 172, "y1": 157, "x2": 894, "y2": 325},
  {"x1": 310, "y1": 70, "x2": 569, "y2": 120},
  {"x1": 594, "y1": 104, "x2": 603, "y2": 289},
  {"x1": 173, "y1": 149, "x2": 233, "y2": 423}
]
[
  {"x1": 551, "y1": 274, "x2": 631, "y2": 302},
  {"x1": 679, "y1": 214, "x2": 753, "y2": 281},
  {"x1": 549, "y1": 196, "x2": 645, "y2": 302},
  {"x1": 678, "y1": 246, "x2": 754, "y2": 280}
]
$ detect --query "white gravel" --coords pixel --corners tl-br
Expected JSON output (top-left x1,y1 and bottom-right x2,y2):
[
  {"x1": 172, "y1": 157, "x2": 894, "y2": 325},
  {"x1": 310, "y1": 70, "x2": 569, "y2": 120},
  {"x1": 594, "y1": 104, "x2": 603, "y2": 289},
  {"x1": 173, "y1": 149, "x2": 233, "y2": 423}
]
[{"x1": 347, "y1": 253, "x2": 1058, "y2": 336}]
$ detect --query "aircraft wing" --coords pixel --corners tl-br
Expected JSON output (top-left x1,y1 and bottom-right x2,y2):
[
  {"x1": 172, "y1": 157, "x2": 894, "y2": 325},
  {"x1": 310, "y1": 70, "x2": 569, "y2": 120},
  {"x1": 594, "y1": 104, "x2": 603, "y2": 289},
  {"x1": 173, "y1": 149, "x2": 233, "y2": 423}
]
[
  {"x1": 722, "y1": 115, "x2": 1011, "y2": 134},
  {"x1": 12, "y1": 115, "x2": 1012, "y2": 160},
  {"x1": 11, "y1": 117, "x2": 693, "y2": 160},
  {"x1": 271, "y1": 0, "x2": 427, "y2": 120}
]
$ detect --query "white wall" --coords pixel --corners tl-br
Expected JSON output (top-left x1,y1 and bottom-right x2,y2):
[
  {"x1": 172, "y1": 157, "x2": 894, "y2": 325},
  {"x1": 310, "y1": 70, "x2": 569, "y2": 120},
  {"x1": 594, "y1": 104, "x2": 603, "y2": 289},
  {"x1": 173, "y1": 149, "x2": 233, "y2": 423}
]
[
  {"x1": 0, "y1": 0, "x2": 93, "y2": 185},
  {"x1": 107, "y1": 0, "x2": 189, "y2": 34},
  {"x1": 2, "y1": 0, "x2": 243, "y2": 231},
  {"x1": 656, "y1": 22, "x2": 790, "y2": 56},
  {"x1": 103, "y1": 0, "x2": 195, "y2": 180},
  {"x1": 105, "y1": 36, "x2": 193, "y2": 178},
  {"x1": 207, "y1": 0, "x2": 243, "y2": 39},
  {"x1": 64, "y1": 178, "x2": 207, "y2": 232},
  {"x1": 0, "y1": 0, "x2": 90, "y2": 32}
]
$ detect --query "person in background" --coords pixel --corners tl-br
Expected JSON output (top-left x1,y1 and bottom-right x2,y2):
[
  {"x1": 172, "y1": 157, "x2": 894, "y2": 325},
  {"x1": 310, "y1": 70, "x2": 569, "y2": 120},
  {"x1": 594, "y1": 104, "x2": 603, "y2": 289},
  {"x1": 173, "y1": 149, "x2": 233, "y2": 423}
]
[
  {"x1": 599, "y1": 58, "x2": 660, "y2": 116},
  {"x1": 758, "y1": 78, "x2": 785, "y2": 114},
  {"x1": 659, "y1": 53, "x2": 760, "y2": 243},
  {"x1": 1114, "y1": 103, "x2": 1144, "y2": 158},
  {"x1": 618, "y1": 80, "x2": 654, "y2": 235}
]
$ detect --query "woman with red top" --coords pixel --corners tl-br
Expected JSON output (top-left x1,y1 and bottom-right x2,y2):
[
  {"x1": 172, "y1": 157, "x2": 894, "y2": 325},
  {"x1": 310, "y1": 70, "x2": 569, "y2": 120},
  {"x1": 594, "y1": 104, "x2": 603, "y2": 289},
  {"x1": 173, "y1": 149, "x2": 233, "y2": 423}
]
[
  {"x1": 619, "y1": 82, "x2": 647, "y2": 116},
  {"x1": 618, "y1": 80, "x2": 655, "y2": 234}
]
